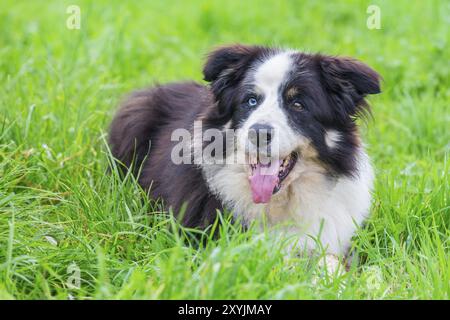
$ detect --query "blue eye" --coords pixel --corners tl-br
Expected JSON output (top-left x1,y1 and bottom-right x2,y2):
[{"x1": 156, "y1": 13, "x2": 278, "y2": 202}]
[{"x1": 247, "y1": 97, "x2": 258, "y2": 107}]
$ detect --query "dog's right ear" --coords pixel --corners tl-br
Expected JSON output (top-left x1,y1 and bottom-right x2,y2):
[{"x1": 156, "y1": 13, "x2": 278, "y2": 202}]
[
  {"x1": 202, "y1": 45, "x2": 259, "y2": 122},
  {"x1": 203, "y1": 44, "x2": 259, "y2": 83}
]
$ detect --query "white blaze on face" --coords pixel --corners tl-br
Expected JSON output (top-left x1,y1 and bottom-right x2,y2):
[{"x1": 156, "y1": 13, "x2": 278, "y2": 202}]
[
  {"x1": 235, "y1": 51, "x2": 308, "y2": 204},
  {"x1": 238, "y1": 51, "x2": 305, "y2": 159},
  {"x1": 254, "y1": 51, "x2": 293, "y2": 93}
]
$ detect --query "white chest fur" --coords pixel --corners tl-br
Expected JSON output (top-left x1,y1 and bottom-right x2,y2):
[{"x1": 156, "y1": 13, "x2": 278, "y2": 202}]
[{"x1": 202, "y1": 148, "x2": 374, "y2": 256}]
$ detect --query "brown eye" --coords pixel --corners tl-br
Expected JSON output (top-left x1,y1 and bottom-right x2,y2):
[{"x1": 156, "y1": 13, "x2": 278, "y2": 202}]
[{"x1": 292, "y1": 101, "x2": 303, "y2": 110}]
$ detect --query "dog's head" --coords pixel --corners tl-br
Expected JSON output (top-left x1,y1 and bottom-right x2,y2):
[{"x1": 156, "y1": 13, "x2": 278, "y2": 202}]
[{"x1": 202, "y1": 44, "x2": 381, "y2": 204}]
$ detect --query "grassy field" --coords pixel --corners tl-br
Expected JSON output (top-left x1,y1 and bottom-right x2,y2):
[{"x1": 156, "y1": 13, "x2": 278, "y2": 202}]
[{"x1": 0, "y1": 0, "x2": 448, "y2": 299}]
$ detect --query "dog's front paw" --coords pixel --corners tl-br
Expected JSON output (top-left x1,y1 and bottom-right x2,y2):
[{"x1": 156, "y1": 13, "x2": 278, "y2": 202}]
[
  {"x1": 317, "y1": 254, "x2": 346, "y2": 277},
  {"x1": 311, "y1": 254, "x2": 348, "y2": 297}
]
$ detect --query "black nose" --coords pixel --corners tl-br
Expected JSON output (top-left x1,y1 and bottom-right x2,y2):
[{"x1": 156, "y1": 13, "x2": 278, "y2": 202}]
[{"x1": 249, "y1": 123, "x2": 273, "y2": 148}]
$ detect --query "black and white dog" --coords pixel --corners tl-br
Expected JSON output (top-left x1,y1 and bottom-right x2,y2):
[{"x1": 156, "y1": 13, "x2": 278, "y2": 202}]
[{"x1": 109, "y1": 44, "x2": 381, "y2": 269}]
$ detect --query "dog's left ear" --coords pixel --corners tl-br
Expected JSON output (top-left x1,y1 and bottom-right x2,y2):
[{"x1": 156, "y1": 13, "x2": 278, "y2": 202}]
[{"x1": 318, "y1": 55, "x2": 381, "y2": 117}]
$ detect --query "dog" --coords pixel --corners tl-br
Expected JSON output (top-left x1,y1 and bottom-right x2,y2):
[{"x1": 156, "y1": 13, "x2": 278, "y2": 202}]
[{"x1": 109, "y1": 44, "x2": 381, "y2": 270}]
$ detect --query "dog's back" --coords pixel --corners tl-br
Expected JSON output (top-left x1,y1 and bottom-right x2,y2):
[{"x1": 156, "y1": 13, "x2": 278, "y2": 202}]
[
  {"x1": 109, "y1": 82, "x2": 204, "y2": 172},
  {"x1": 108, "y1": 82, "x2": 223, "y2": 227}
]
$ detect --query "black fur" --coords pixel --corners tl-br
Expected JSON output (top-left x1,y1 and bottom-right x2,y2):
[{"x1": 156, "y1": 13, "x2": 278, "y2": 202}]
[{"x1": 109, "y1": 82, "x2": 223, "y2": 227}]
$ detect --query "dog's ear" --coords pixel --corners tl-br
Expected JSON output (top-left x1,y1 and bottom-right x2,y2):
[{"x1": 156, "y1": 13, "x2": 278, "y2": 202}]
[
  {"x1": 317, "y1": 55, "x2": 381, "y2": 118},
  {"x1": 203, "y1": 44, "x2": 258, "y2": 83},
  {"x1": 202, "y1": 44, "x2": 260, "y2": 121}
]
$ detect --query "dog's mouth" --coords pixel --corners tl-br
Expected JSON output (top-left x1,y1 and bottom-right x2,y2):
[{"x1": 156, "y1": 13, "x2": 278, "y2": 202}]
[{"x1": 248, "y1": 151, "x2": 298, "y2": 204}]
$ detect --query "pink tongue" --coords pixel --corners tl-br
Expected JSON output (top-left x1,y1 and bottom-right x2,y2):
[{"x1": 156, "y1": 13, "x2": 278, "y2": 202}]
[{"x1": 249, "y1": 160, "x2": 281, "y2": 204}]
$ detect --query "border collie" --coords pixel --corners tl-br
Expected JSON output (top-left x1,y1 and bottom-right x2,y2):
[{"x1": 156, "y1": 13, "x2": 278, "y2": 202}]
[{"x1": 109, "y1": 44, "x2": 381, "y2": 270}]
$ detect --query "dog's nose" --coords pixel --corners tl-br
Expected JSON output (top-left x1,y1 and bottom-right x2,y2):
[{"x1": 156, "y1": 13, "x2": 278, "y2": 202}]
[{"x1": 249, "y1": 123, "x2": 273, "y2": 148}]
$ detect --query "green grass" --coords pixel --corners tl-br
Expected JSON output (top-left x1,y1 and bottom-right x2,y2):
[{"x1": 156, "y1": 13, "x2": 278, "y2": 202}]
[{"x1": 0, "y1": 0, "x2": 449, "y2": 299}]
